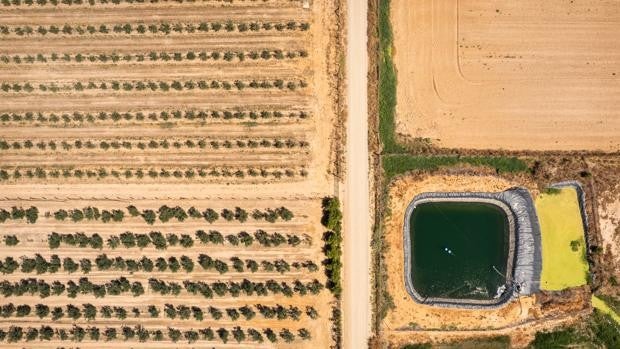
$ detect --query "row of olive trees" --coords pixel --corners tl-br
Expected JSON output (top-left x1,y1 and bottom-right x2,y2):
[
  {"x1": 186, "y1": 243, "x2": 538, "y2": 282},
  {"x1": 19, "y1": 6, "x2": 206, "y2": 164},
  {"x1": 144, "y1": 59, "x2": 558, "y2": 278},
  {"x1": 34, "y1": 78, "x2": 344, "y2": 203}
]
[
  {"x1": 2, "y1": 235, "x2": 18, "y2": 246},
  {"x1": 172, "y1": 278, "x2": 324, "y2": 298},
  {"x1": 322, "y1": 197, "x2": 344, "y2": 348},
  {"x1": 0, "y1": 0, "x2": 295, "y2": 6},
  {"x1": 0, "y1": 109, "x2": 309, "y2": 124},
  {"x1": 1, "y1": 253, "x2": 317, "y2": 275},
  {"x1": 48, "y1": 230, "x2": 309, "y2": 250},
  {"x1": 0, "y1": 324, "x2": 310, "y2": 343},
  {"x1": 0, "y1": 167, "x2": 307, "y2": 182},
  {"x1": 50, "y1": 205, "x2": 294, "y2": 224},
  {"x1": 0, "y1": 138, "x2": 309, "y2": 151},
  {"x1": 0, "y1": 277, "x2": 323, "y2": 299},
  {"x1": 0, "y1": 78, "x2": 308, "y2": 93},
  {"x1": 0, "y1": 302, "x2": 316, "y2": 322},
  {"x1": 0, "y1": 207, "x2": 38, "y2": 224},
  {"x1": 0, "y1": 277, "x2": 143, "y2": 298},
  {"x1": 0, "y1": 21, "x2": 310, "y2": 36},
  {"x1": 0, "y1": 49, "x2": 308, "y2": 64}
]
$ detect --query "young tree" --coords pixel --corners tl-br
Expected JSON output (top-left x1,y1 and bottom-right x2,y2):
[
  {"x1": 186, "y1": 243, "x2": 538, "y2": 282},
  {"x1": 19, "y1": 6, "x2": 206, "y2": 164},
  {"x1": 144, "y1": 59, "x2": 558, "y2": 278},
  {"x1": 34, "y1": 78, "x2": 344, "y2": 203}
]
[
  {"x1": 179, "y1": 234, "x2": 193, "y2": 248},
  {"x1": 141, "y1": 209, "x2": 156, "y2": 225},
  {"x1": 63, "y1": 257, "x2": 79, "y2": 273},
  {"x1": 83, "y1": 303, "x2": 96, "y2": 320},
  {"x1": 180, "y1": 256, "x2": 194, "y2": 272},
  {"x1": 35, "y1": 304, "x2": 49, "y2": 318},
  {"x1": 280, "y1": 328, "x2": 295, "y2": 343},
  {"x1": 15, "y1": 304, "x2": 30, "y2": 317},
  {"x1": 217, "y1": 328, "x2": 229, "y2": 343},
  {"x1": 209, "y1": 306, "x2": 223, "y2": 320},
  {"x1": 232, "y1": 326, "x2": 245, "y2": 343},
  {"x1": 239, "y1": 306, "x2": 255, "y2": 320},
  {"x1": 234, "y1": 207, "x2": 248, "y2": 222},
  {"x1": 168, "y1": 327, "x2": 181, "y2": 342},
  {"x1": 3, "y1": 235, "x2": 19, "y2": 246},
  {"x1": 202, "y1": 208, "x2": 218, "y2": 223}
]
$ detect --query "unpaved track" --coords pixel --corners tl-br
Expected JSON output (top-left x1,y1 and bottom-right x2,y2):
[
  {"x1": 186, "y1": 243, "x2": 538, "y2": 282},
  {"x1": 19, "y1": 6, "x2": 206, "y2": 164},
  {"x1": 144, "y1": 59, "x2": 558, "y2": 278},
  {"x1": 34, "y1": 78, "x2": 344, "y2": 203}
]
[
  {"x1": 343, "y1": 0, "x2": 371, "y2": 348},
  {"x1": 0, "y1": 93, "x2": 309, "y2": 112},
  {"x1": 0, "y1": 35, "x2": 305, "y2": 54}
]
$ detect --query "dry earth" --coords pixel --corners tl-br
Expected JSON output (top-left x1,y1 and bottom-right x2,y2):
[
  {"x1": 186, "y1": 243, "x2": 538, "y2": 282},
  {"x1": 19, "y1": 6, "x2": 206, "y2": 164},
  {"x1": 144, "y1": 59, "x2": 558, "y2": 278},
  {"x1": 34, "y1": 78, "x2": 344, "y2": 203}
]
[
  {"x1": 597, "y1": 184, "x2": 620, "y2": 280},
  {"x1": 391, "y1": 0, "x2": 620, "y2": 151},
  {"x1": 0, "y1": 0, "x2": 344, "y2": 347}
]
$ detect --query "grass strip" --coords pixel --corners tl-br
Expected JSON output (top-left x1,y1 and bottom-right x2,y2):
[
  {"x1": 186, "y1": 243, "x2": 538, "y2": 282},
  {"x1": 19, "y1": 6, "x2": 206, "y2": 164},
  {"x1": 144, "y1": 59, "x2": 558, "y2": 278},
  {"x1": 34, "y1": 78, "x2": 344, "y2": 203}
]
[
  {"x1": 378, "y1": 0, "x2": 404, "y2": 153},
  {"x1": 593, "y1": 295, "x2": 620, "y2": 325},
  {"x1": 321, "y1": 197, "x2": 343, "y2": 297},
  {"x1": 383, "y1": 155, "x2": 528, "y2": 180}
]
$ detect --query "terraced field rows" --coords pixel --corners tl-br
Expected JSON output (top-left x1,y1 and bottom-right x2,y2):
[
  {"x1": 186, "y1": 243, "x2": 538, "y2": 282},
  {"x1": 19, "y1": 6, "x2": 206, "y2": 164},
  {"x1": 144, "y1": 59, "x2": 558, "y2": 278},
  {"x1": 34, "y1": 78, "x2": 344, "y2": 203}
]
[
  {"x1": 0, "y1": 0, "x2": 342, "y2": 347},
  {"x1": 0, "y1": 0, "x2": 332, "y2": 186},
  {"x1": 0, "y1": 198, "x2": 333, "y2": 347}
]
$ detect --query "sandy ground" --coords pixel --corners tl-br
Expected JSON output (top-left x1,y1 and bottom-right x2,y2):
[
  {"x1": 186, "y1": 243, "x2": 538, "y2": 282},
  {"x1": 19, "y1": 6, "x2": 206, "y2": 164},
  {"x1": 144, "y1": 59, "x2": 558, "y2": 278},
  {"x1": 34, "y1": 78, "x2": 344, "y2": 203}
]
[
  {"x1": 380, "y1": 173, "x2": 590, "y2": 347},
  {"x1": 0, "y1": 0, "x2": 344, "y2": 347},
  {"x1": 598, "y1": 185, "x2": 620, "y2": 271},
  {"x1": 343, "y1": 0, "x2": 371, "y2": 348},
  {"x1": 391, "y1": 0, "x2": 620, "y2": 151},
  {"x1": 0, "y1": 0, "x2": 337, "y2": 195}
]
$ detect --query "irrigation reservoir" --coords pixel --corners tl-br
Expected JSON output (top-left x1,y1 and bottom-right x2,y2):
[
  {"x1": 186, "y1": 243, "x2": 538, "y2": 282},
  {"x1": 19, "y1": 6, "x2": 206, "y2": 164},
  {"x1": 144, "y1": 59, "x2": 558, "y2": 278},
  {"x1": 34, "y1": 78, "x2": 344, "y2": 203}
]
[{"x1": 409, "y1": 202, "x2": 510, "y2": 301}]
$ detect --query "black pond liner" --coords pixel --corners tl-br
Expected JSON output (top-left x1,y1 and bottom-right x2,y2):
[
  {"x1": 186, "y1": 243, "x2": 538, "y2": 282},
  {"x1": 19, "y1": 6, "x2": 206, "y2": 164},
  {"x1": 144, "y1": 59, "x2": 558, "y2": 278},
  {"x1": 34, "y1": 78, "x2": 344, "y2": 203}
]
[{"x1": 403, "y1": 188, "x2": 542, "y2": 309}]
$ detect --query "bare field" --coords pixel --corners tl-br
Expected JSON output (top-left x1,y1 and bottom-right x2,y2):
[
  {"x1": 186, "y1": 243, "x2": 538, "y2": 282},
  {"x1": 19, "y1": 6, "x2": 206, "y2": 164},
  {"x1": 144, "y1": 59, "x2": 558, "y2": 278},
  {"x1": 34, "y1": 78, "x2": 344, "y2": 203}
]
[
  {"x1": 0, "y1": 0, "x2": 343, "y2": 347},
  {"x1": 391, "y1": 0, "x2": 620, "y2": 151}
]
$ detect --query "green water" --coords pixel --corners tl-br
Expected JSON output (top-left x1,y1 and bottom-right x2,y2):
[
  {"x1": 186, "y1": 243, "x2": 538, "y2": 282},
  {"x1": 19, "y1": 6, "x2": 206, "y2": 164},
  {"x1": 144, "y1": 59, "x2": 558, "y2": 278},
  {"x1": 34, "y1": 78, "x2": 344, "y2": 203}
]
[{"x1": 409, "y1": 202, "x2": 509, "y2": 300}]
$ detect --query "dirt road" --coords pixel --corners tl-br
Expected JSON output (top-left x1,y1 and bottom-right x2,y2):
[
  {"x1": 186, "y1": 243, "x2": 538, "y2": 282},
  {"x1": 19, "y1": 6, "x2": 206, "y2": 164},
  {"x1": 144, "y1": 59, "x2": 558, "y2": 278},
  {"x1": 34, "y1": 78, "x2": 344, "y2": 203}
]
[{"x1": 343, "y1": 0, "x2": 371, "y2": 348}]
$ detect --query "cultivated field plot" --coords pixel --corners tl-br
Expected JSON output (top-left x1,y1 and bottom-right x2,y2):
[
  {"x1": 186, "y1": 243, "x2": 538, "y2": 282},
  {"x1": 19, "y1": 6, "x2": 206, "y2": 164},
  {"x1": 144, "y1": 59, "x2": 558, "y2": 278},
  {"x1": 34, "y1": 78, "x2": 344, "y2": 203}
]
[
  {"x1": 0, "y1": 0, "x2": 338, "y2": 188},
  {"x1": 0, "y1": 198, "x2": 332, "y2": 348},
  {"x1": 391, "y1": 0, "x2": 620, "y2": 151},
  {"x1": 0, "y1": 0, "x2": 343, "y2": 347}
]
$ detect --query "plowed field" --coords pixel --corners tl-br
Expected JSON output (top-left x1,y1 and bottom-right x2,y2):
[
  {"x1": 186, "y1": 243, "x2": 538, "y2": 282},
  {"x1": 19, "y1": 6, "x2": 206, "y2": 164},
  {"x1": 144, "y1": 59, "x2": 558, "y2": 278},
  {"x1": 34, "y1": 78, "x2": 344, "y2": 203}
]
[{"x1": 391, "y1": 0, "x2": 620, "y2": 151}]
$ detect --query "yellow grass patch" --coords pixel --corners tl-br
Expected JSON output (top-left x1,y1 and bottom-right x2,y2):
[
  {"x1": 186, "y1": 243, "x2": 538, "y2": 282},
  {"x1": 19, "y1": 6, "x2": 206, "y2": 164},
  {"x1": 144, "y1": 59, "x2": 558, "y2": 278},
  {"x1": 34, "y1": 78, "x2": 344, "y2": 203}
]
[
  {"x1": 536, "y1": 187, "x2": 588, "y2": 290},
  {"x1": 592, "y1": 296, "x2": 620, "y2": 324}
]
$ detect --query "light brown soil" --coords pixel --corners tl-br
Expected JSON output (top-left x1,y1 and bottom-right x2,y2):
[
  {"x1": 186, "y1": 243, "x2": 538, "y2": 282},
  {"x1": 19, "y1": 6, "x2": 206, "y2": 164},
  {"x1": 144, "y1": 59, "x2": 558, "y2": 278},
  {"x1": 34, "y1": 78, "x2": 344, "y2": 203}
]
[
  {"x1": 391, "y1": 0, "x2": 620, "y2": 151},
  {"x1": 380, "y1": 173, "x2": 589, "y2": 347},
  {"x1": 0, "y1": 0, "x2": 337, "y2": 192},
  {"x1": 0, "y1": 0, "x2": 344, "y2": 347},
  {"x1": 597, "y1": 185, "x2": 620, "y2": 278}
]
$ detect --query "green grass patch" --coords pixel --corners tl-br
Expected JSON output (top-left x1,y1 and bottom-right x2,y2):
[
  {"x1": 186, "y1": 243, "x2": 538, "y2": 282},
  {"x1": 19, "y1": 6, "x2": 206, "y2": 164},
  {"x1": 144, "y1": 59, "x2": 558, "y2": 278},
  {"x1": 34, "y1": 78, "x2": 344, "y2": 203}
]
[
  {"x1": 383, "y1": 155, "x2": 528, "y2": 180},
  {"x1": 535, "y1": 187, "x2": 588, "y2": 290},
  {"x1": 321, "y1": 197, "x2": 342, "y2": 298},
  {"x1": 596, "y1": 294, "x2": 620, "y2": 315},
  {"x1": 528, "y1": 327, "x2": 593, "y2": 349},
  {"x1": 401, "y1": 336, "x2": 510, "y2": 349},
  {"x1": 542, "y1": 187, "x2": 562, "y2": 195},
  {"x1": 378, "y1": 0, "x2": 405, "y2": 153},
  {"x1": 592, "y1": 295, "x2": 620, "y2": 325},
  {"x1": 529, "y1": 311, "x2": 619, "y2": 349}
]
